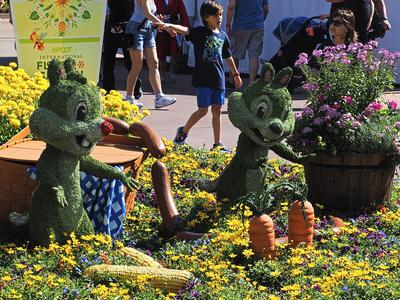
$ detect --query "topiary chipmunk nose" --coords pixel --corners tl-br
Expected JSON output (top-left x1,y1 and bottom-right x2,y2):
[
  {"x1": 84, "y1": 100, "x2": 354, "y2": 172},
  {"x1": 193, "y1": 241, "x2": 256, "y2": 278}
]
[{"x1": 101, "y1": 120, "x2": 114, "y2": 136}]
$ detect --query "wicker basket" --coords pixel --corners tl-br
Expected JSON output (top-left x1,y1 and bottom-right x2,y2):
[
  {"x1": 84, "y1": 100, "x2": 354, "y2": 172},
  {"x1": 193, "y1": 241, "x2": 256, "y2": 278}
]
[{"x1": 0, "y1": 127, "x2": 149, "y2": 221}]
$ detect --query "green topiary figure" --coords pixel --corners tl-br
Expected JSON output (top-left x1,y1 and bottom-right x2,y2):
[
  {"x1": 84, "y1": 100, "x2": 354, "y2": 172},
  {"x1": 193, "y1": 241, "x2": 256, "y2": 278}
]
[
  {"x1": 29, "y1": 58, "x2": 139, "y2": 246},
  {"x1": 200, "y1": 63, "x2": 305, "y2": 206}
]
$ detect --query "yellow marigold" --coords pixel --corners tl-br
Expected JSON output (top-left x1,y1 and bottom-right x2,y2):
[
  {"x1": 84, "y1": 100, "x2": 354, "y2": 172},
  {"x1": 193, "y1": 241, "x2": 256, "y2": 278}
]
[
  {"x1": 9, "y1": 62, "x2": 17, "y2": 68},
  {"x1": 10, "y1": 118, "x2": 21, "y2": 128}
]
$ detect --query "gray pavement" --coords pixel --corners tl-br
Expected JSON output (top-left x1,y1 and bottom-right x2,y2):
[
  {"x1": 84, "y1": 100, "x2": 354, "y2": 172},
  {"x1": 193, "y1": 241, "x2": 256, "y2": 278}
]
[{"x1": 1, "y1": 16, "x2": 399, "y2": 151}]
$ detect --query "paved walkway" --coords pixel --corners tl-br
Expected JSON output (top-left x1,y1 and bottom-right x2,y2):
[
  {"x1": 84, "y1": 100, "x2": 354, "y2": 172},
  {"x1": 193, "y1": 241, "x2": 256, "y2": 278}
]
[{"x1": 1, "y1": 17, "x2": 399, "y2": 151}]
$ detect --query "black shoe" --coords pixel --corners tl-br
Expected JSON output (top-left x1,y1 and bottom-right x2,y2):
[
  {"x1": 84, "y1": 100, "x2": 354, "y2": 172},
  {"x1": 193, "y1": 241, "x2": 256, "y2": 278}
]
[
  {"x1": 134, "y1": 78, "x2": 143, "y2": 100},
  {"x1": 225, "y1": 80, "x2": 235, "y2": 90}
]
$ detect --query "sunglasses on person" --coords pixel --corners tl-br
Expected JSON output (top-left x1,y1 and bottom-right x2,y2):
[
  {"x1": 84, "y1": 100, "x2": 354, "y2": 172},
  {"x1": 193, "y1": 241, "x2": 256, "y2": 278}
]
[{"x1": 331, "y1": 19, "x2": 346, "y2": 27}]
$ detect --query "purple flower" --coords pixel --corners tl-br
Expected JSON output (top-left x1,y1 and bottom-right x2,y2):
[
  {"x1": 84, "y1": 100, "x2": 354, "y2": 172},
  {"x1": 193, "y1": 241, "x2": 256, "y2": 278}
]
[
  {"x1": 302, "y1": 82, "x2": 319, "y2": 92},
  {"x1": 388, "y1": 100, "x2": 397, "y2": 110},
  {"x1": 312, "y1": 49, "x2": 323, "y2": 57},
  {"x1": 302, "y1": 107, "x2": 314, "y2": 117},
  {"x1": 342, "y1": 95, "x2": 353, "y2": 104},
  {"x1": 313, "y1": 117, "x2": 323, "y2": 125},
  {"x1": 302, "y1": 127, "x2": 313, "y2": 134},
  {"x1": 294, "y1": 111, "x2": 302, "y2": 120},
  {"x1": 326, "y1": 107, "x2": 340, "y2": 118},
  {"x1": 320, "y1": 104, "x2": 330, "y2": 112},
  {"x1": 295, "y1": 52, "x2": 309, "y2": 66}
]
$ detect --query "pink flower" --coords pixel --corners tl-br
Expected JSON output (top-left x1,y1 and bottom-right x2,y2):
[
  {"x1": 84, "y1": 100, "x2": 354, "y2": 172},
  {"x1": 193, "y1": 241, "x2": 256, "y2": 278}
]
[
  {"x1": 388, "y1": 100, "x2": 397, "y2": 110},
  {"x1": 342, "y1": 95, "x2": 353, "y2": 105},
  {"x1": 351, "y1": 121, "x2": 361, "y2": 128},
  {"x1": 395, "y1": 122, "x2": 400, "y2": 129},
  {"x1": 369, "y1": 101, "x2": 384, "y2": 111}
]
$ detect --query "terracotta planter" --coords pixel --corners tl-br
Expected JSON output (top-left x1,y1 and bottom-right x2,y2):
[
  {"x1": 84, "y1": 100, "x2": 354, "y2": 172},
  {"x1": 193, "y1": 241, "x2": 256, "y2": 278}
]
[{"x1": 303, "y1": 153, "x2": 395, "y2": 212}]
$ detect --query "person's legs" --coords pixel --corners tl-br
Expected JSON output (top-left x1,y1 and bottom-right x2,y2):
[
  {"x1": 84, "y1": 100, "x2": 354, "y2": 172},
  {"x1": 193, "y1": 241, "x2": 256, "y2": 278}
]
[
  {"x1": 248, "y1": 30, "x2": 264, "y2": 83},
  {"x1": 174, "y1": 87, "x2": 211, "y2": 144},
  {"x1": 210, "y1": 89, "x2": 225, "y2": 145},
  {"x1": 211, "y1": 104, "x2": 222, "y2": 145},
  {"x1": 229, "y1": 30, "x2": 251, "y2": 86},
  {"x1": 102, "y1": 25, "x2": 118, "y2": 92},
  {"x1": 183, "y1": 107, "x2": 208, "y2": 134},
  {"x1": 143, "y1": 47, "x2": 162, "y2": 94},
  {"x1": 122, "y1": 47, "x2": 142, "y2": 99},
  {"x1": 126, "y1": 49, "x2": 143, "y2": 97}
]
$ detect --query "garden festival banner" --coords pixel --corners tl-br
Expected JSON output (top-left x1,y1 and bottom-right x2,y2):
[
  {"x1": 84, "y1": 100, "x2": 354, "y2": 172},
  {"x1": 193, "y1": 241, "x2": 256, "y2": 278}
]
[{"x1": 10, "y1": 0, "x2": 106, "y2": 82}]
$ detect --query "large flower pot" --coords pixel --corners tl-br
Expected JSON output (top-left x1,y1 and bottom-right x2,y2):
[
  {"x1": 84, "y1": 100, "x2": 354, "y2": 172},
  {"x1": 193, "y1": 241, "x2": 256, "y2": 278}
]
[{"x1": 303, "y1": 153, "x2": 395, "y2": 212}]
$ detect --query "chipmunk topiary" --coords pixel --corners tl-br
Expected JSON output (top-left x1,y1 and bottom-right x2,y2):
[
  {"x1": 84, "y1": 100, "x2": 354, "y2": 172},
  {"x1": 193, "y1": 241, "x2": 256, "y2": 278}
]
[
  {"x1": 200, "y1": 63, "x2": 305, "y2": 207},
  {"x1": 29, "y1": 58, "x2": 138, "y2": 246}
]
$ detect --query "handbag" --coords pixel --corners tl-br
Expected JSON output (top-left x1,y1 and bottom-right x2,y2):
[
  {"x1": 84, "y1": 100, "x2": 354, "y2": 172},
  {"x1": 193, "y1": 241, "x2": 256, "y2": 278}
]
[{"x1": 111, "y1": 22, "x2": 135, "y2": 49}]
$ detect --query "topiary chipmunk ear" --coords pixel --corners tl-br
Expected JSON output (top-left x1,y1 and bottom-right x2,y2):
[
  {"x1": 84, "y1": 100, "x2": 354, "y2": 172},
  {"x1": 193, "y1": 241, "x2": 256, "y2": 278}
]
[
  {"x1": 47, "y1": 59, "x2": 66, "y2": 86},
  {"x1": 260, "y1": 63, "x2": 275, "y2": 84},
  {"x1": 271, "y1": 67, "x2": 293, "y2": 89},
  {"x1": 64, "y1": 58, "x2": 87, "y2": 84}
]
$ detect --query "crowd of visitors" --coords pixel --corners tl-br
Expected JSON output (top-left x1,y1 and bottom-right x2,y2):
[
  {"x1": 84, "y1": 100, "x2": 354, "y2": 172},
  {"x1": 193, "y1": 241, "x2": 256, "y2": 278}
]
[{"x1": 97, "y1": 0, "x2": 393, "y2": 147}]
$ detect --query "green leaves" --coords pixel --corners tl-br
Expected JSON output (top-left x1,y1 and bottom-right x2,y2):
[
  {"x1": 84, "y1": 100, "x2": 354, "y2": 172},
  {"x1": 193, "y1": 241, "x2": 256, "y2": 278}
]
[
  {"x1": 82, "y1": 10, "x2": 90, "y2": 19},
  {"x1": 29, "y1": 11, "x2": 40, "y2": 20}
]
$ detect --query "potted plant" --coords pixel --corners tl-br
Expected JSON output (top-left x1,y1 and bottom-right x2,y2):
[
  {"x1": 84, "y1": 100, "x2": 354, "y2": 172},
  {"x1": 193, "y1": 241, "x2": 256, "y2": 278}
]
[
  {"x1": 288, "y1": 41, "x2": 400, "y2": 212},
  {"x1": 240, "y1": 166, "x2": 277, "y2": 260}
]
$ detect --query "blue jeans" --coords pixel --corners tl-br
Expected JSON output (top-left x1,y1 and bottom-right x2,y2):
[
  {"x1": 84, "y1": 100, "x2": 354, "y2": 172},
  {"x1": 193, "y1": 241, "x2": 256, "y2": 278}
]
[{"x1": 126, "y1": 20, "x2": 156, "y2": 51}]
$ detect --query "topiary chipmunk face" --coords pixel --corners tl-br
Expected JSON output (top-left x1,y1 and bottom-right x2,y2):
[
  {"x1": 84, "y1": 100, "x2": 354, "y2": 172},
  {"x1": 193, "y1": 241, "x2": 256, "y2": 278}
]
[
  {"x1": 30, "y1": 58, "x2": 113, "y2": 156},
  {"x1": 228, "y1": 63, "x2": 295, "y2": 147}
]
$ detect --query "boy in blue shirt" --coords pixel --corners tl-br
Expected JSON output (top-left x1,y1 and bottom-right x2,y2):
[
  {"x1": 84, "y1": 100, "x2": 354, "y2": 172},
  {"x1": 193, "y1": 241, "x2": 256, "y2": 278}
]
[{"x1": 160, "y1": 0, "x2": 242, "y2": 150}]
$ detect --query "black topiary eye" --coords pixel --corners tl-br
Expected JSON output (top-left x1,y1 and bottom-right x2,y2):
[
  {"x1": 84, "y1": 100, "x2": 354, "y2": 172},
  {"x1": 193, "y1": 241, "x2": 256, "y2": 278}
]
[
  {"x1": 75, "y1": 102, "x2": 87, "y2": 121},
  {"x1": 256, "y1": 102, "x2": 269, "y2": 118}
]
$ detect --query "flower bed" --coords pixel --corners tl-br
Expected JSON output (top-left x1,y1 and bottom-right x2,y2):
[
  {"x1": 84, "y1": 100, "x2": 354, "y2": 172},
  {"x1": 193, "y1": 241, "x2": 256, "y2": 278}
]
[
  {"x1": 0, "y1": 63, "x2": 148, "y2": 145},
  {"x1": 1, "y1": 141, "x2": 399, "y2": 299}
]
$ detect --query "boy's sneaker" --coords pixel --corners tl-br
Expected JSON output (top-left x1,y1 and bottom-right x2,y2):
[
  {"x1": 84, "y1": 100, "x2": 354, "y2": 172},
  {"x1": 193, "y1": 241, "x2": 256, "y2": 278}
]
[
  {"x1": 174, "y1": 126, "x2": 187, "y2": 144},
  {"x1": 155, "y1": 94, "x2": 176, "y2": 109},
  {"x1": 212, "y1": 143, "x2": 232, "y2": 153},
  {"x1": 124, "y1": 95, "x2": 143, "y2": 109}
]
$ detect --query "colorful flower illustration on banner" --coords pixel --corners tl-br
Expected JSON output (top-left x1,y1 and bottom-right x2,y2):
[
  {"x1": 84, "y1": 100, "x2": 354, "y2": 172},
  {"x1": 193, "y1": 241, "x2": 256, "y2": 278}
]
[
  {"x1": 29, "y1": 27, "x2": 47, "y2": 50},
  {"x1": 28, "y1": 0, "x2": 93, "y2": 36}
]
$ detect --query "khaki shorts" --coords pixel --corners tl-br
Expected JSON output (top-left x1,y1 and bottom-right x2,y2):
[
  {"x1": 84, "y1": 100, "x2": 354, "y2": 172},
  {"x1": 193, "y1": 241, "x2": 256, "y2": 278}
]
[{"x1": 231, "y1": 29, "x2": 264, "y2": 59}]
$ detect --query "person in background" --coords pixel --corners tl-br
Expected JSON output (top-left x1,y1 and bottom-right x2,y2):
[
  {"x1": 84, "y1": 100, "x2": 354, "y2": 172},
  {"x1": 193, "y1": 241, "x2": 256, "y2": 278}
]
[
  {"x1": 225, "y1": 0, "x2": 269, "y2": 88},
  {"x1": 161, "y1": 0, "x2": 242, "y2": 151},
  {"x1": 102, "y1": 0, "x2": 143, "y2": 101},
  {"x1": 125, "y1": 0, "x2": 176, "y2": 109},
  {"x1": 155, "y1": 0, "x2": 190, "y2": 84},
  {"x1": 309, "y1": 9, "x2": 358, "y2": 69},
  {"x1": 327, "y1": 0, "x2": 370, "y2": 43}
]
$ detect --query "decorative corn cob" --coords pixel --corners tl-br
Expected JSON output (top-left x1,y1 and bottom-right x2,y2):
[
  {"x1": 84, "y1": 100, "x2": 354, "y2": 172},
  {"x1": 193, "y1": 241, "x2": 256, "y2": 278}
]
[
  {"x1": 83, "y1": 264, "x2": 193, "y2": 293},
  {"x1": 119, "y1": 247, "x2": 163, "y2": 268}
]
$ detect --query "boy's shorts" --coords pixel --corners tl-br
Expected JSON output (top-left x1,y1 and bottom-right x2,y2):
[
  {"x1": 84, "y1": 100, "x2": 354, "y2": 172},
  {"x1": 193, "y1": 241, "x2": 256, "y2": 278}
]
[
  {"x1": 196, "y1": 87, "x2": 225, "y2": 108},
  {"x1": 126, "y1": 21, "x2": 156, "y2": 51}
]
